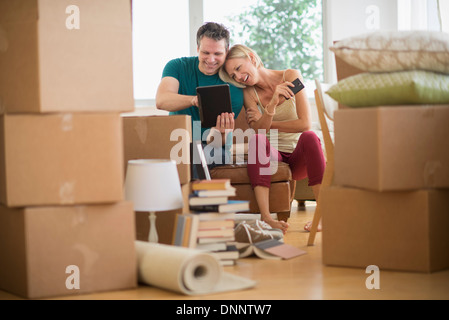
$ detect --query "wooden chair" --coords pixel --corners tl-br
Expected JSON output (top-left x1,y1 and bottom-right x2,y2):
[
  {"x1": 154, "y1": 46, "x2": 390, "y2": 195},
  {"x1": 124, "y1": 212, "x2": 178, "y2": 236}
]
[{"x1": 307, "y1": 80, "x2": 337, "y2": 246}]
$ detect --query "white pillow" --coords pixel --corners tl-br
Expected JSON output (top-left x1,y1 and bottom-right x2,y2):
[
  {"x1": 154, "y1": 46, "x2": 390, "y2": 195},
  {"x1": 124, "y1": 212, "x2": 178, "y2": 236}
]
[{"x1": 330, "y1": 30, "x2": 449, "y2": 74}]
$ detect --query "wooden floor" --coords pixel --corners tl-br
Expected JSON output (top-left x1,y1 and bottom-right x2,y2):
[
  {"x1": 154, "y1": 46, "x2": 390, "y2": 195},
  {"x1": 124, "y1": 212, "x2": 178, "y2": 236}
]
[{"x1": 1, "y1": 201, "x2": 449, "y2": 300}]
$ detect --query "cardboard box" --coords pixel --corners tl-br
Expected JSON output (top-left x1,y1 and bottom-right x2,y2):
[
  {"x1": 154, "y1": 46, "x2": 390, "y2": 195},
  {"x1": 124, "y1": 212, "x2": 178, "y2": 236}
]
[
  {"x1": 334, "y1": 54, "x2": 363, "y2": 81},
  {"x1": 0, "y1": 113, "x2": 124, "y2": 207},
  {"x1": 135, "y1": 183, "x2": 191, "y2": 245},
  {"x1": 122, "y1": 115, "x2": 192, "y2": 184},
  {"x1": 334, "y1": 106, "x2": 449, "y2": 191},
  {"x1": 0, "y1": 0, "x2": 134, "y2": 113},
  {"x1": 0, "y1": 201, "x2": 137, "y2": 299},
  {"x1": 321, "y1": 186, "x2": 449, "y2": 273},
  {"x1": 333, "y1": 45, "x2": 364, "y2": 110}
]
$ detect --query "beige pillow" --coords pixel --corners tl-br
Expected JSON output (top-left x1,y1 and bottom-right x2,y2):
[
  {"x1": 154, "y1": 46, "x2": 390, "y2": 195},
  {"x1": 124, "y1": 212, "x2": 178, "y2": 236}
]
[{"x1": 330, "y1": 30, "x2": 449, "y2": 74}]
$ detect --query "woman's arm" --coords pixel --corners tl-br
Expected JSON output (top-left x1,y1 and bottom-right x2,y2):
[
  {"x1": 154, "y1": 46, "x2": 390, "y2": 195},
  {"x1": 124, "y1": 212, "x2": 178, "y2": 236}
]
[
  {"x1": 270, "y1": 92, "x2": 311, "y2": 133},
  {"x1": 270, "y1": 69, "x2": 311, "y2": 132},
  {"x1": 246, "y1": 70, "x2": 311, "y2": 133},
  {"x1": 274, "y1": 70, "x2": 311, "y2": 132},
  {"x1": 244, "y1": 89, "x2": 274, "y2": 132}
]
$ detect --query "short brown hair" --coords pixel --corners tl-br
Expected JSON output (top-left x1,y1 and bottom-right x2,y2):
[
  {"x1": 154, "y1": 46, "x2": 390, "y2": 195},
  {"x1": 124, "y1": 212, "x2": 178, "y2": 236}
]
[{"x1": 196, "y1": 22, "x2": 230, "y2": 50}]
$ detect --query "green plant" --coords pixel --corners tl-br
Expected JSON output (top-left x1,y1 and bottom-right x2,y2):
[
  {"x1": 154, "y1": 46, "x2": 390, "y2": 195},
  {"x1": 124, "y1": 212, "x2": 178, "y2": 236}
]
[{"x1": 229, "y1": 0, "x2": 323, "y2": 81}]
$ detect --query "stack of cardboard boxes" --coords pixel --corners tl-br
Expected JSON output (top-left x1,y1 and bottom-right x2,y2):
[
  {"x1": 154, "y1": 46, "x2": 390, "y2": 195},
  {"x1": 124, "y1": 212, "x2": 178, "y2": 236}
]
[
  {"x1": 0, "y1": 0, "x2": 137, "y2": 298},
  {"x1": 321, "y1": 57, "x2": 449, "y2": 273}
]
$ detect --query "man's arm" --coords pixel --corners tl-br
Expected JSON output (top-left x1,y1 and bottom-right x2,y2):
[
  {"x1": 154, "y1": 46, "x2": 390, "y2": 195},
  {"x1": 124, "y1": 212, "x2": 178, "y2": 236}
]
[{"x1": 155, "y1": 77, "x2": 198, "y2": 112}]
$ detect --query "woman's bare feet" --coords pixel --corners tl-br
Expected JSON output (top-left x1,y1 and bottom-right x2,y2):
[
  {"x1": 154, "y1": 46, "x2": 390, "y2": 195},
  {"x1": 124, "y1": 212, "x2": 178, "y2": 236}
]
[
  {"x1": 264, "y1": 218, "x2": 289, "y2": 234},
  {"x1": 304, "y1": 221, "x2": 321, "y2": 232}
]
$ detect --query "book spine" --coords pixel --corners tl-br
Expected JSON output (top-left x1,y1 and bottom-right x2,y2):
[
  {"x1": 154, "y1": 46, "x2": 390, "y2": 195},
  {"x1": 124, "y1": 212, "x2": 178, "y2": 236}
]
[{"x1": 189, "y1": 204, "x2": 220, "y2": 212}]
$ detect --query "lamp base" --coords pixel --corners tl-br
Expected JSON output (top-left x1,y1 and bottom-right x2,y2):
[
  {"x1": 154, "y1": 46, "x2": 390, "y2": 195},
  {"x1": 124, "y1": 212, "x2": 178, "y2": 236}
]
[{"x1": 148, "y1": 211, "x2": 158, "y2": 243}]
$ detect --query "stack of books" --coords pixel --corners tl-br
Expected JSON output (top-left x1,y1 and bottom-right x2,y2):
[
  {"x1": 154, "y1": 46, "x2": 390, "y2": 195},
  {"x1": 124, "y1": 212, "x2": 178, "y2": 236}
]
[
  {"x1": 173, "y1": 179, "x2": 249, "y2": 265},
  {"x1": 196, "y1": 212, "x2": 238, "y2": 266},
  {"x1": 189, "y1": 179, "x2": 249, "y2": 213}
]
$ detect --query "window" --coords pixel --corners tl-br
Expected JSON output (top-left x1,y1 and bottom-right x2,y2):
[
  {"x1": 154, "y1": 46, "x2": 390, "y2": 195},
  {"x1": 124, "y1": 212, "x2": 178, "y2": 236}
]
[
  {"x1": 204, "y1": 0, "x2": 323, "y2": 98},
  {"x1": 203, "y1": 0, "x2": 259, "y2": 45},
  {"x1": 132, "y1": 0, "x2": 323, "y2": 107},
  {"x1": 132, "y1": 0, "x2": 189, "y2": 103}
]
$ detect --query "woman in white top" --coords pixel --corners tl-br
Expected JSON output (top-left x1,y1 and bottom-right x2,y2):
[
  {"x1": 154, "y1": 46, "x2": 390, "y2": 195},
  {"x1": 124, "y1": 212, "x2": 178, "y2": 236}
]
[{"x1": 219, "y1": 44, "x2": 325, "y2": 233}]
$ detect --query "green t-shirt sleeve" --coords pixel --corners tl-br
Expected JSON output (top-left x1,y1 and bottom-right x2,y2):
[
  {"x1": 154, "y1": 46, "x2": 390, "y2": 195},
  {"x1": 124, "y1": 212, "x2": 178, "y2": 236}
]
[{"x1": 162, "y1": 58, "x2": 182, "y2": 80}]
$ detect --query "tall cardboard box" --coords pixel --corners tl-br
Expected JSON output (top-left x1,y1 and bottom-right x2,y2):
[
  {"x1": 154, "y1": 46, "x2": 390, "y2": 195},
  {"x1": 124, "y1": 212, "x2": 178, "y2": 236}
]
[
  {"x1": 321, "y1": 186, "x2": 449, "y2": 273},
  {"x1": 0, "y1": 202, "x2": 137, "y2": 299},
  {"x1": 0, "y1": 113, "x2": 124, "y2": 207},
  {"x1": 334, "y1": 106, "x2": 449, "y2": 191},
  {"x1": 122, "y1": 115, "x2": 192, "y2": 184},
  {"x1": 0, "y1": 0, "x2": 134, "y2": 113}
]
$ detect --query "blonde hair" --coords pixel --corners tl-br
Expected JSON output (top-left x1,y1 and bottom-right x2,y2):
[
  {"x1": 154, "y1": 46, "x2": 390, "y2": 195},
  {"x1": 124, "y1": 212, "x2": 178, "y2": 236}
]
[{"x1": 219, "y1": 44, "x2": 264, "y2": 88}]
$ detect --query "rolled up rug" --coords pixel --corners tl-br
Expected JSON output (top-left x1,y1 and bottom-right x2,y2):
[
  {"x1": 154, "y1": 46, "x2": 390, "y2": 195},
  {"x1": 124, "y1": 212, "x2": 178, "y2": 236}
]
[{"x1": 135, "y1": 241, "x2": 257, "y2": 295}]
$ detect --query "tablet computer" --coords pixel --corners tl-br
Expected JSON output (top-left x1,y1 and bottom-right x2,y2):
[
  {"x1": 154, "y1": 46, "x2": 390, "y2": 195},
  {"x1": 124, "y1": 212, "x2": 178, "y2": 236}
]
[{"x1": 196, "y1": 84, "x2": 232, "y2": 128}]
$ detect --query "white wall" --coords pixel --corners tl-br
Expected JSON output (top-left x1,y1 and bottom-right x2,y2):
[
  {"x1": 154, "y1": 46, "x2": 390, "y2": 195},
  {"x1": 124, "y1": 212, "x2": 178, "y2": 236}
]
[{"x1": 323, "y1": 0, "x2": 398, "y2": 84}]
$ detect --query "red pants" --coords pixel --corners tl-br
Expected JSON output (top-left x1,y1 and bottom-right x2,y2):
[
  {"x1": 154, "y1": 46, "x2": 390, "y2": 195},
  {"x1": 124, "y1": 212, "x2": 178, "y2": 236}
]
[{"x1": 247, "y1": 131, "x2": 326, "y2": 188}]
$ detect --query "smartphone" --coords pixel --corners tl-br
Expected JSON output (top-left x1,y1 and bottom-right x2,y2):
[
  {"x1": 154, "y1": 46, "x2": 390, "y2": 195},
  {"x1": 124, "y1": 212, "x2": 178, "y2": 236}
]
[{"x1": 290, "y1": 78, "x2": 305, "y2": 96}]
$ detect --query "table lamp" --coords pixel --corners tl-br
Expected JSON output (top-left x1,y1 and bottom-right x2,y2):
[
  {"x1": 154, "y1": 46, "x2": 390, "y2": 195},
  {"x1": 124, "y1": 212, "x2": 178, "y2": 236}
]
[{"x1": 124, "y1": 159, "x2": 183, "y2": 243}]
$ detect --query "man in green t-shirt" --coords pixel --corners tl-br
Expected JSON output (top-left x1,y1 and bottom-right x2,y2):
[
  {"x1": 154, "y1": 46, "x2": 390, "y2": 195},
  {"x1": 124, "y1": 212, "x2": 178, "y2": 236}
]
[{"x1": 156, "y1": 22, "x2": 244, "y2": 176}]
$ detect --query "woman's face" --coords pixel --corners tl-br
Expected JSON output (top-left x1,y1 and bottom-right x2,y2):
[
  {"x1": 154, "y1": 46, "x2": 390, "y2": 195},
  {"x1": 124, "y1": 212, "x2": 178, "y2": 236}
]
[{"x1": 224, "y1": 57, "x2": 258, "y2": 86}]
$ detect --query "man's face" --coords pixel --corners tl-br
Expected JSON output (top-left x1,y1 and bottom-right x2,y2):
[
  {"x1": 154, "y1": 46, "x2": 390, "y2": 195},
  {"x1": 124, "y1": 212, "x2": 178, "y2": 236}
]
[{"x1": 197, "y1": 37, "x2": 227, "y2": 76}]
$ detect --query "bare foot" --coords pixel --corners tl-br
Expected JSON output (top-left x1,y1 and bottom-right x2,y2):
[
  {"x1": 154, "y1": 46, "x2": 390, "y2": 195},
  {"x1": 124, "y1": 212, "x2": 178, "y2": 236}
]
[
  {"x1": 264, "y1": 218, "x2": 289, "y2": 234},
  {"x1": 304, "y1": 221, "x2": 321, "y2": 232}
]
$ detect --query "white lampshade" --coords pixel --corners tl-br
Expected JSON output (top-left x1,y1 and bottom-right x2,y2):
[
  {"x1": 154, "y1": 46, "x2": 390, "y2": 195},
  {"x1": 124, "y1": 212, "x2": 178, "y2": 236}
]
[{"x1": 124, "y1": 159, "x2": 183, "y2": 212}]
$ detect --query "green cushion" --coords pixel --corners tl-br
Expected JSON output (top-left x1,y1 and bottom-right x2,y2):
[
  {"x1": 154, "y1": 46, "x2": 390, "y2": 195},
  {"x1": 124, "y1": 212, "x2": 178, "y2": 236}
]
[{"x1": 326, "y1": 70, "x2": 449, "y2": 107}]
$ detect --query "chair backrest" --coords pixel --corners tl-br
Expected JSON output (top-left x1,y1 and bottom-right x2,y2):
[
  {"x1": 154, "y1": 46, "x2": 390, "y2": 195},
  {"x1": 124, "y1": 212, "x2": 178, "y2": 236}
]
[
  {"x1": 315, "y1": 80, "x2": 338, "y2": 122},
  {"x1": 314, "y1": 79, "x2": 338, "y2": 162}
]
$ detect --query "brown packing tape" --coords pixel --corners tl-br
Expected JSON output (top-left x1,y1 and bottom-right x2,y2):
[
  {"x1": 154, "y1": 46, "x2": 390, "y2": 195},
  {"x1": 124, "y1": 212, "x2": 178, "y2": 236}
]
[
  {"x1": 0, "y1": 25, "x2": 8, "y2": 52},
  {"x1": 71, "y1": 206, "x2": 102, "y2": 280},
  {"x1": 59, "y1": 181, "x2": 76, "y2": 205},
  {"x1": 0, "y1": 25, "x2": 7, "y2": 115},
  {"x1": 134, "y1": 117, "x2": 147, "y2": 144},
  {"x1": 60, "y1": 113, "x2": 73, "y2": 131},
  {"x1": 58, "y1": 114, "x2": 75, "y2": 204},
  {"x1": 0, "y1": 97, "x2": 4, "y2": 114},
  {"x1": 423, "y1": 161, "x2": 442, "y2": 188},
  {"x1": 72, "y1": 206, "x2": 88, "y2": 226}
]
